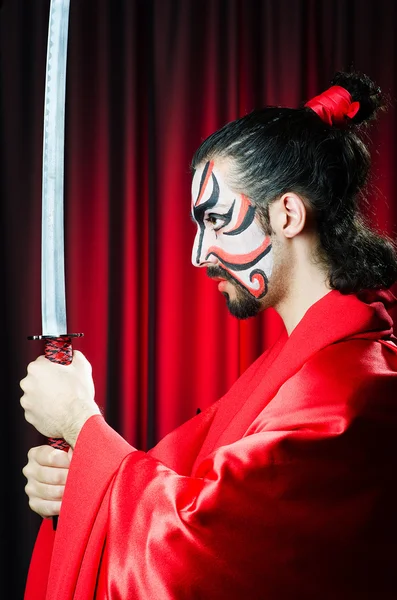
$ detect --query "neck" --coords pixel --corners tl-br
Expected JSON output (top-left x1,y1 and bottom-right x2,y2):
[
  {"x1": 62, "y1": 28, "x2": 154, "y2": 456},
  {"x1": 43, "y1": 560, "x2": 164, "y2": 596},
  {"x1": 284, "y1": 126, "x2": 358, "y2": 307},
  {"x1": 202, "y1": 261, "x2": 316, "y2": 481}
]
[{"x1": 273, "y1": 245, "x2": 331, "y2": 335}]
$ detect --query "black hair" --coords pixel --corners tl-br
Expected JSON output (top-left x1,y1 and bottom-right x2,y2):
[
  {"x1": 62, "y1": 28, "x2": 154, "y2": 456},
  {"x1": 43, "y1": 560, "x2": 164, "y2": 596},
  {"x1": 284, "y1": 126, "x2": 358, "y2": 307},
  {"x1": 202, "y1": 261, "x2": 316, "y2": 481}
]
[{"x1": 191, "y1": 71, "x2": 397, "y2": 293}]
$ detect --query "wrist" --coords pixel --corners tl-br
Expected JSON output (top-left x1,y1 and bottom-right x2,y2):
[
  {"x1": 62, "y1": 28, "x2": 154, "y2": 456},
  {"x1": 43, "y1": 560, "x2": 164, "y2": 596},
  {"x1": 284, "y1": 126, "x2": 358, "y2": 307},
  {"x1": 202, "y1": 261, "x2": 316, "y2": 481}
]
[{"x1": 63, "y1": 403, "x2": 102, "y2": 448}]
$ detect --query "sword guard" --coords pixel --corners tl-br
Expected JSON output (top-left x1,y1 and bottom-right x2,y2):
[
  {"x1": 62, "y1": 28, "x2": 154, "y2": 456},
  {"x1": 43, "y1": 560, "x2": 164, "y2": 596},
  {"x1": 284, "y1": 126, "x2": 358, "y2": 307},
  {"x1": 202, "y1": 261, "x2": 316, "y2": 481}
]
[
  {"x1": 28, "y1": 332, "x2": 84, "y2": 340},
  {"x1": 28, "y1": 332, "x2": 83, "y2": 359}
]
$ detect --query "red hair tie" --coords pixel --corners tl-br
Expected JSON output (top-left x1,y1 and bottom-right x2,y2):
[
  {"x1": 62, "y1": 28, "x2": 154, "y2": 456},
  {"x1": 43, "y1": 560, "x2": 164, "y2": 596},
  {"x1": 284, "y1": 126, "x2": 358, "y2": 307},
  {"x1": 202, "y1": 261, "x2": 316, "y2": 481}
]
[{"x1": 305, "y1": 85, "x2": 360, "y2": 126}]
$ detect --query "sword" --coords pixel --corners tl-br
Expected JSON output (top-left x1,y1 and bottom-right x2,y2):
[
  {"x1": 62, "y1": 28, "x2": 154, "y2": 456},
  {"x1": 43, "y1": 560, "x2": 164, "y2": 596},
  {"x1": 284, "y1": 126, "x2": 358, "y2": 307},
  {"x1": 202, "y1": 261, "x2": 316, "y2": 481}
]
[{"x1": 28, "y1": 0, "x2": 82, "y2": 527}]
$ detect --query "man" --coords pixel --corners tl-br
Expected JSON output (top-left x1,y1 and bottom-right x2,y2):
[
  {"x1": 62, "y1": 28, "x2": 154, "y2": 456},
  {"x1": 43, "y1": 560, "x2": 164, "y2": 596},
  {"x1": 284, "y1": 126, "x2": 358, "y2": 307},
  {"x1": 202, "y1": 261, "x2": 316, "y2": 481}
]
[{"x1": 21, "y1": 71, "x2": 397, "y2": 599}]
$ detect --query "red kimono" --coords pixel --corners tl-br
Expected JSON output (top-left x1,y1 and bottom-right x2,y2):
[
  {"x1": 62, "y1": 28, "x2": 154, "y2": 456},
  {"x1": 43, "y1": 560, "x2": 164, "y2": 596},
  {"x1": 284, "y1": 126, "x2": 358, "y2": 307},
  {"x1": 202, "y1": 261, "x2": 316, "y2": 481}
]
[{"x1": 25, "y1": 290, "x2": 397, "y2": 599}]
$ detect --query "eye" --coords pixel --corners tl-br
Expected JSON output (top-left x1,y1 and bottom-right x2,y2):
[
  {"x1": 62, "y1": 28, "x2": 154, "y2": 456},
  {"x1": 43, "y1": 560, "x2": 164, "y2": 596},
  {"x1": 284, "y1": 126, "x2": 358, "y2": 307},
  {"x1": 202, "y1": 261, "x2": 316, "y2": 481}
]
[{"x1": 205, "y1": 214, "x2": 228, "y2": 231}]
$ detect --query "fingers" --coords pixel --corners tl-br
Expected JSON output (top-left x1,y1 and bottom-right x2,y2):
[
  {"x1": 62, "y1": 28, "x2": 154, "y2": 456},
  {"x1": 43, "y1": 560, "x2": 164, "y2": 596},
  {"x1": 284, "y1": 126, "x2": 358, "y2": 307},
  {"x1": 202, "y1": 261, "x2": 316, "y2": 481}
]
[
  {"x1": 19, "y1": 356, "x2": 45, "y2": 393},
  {"x1": 25, "y1": 483, "x2": 63, "y2": 518},
  {"x1": 21, "y1": 351, "x2": 92, "y2": 381},
  {"x1": 23, "y1": 445, "x2": 70, "y2": 518},
  {"x1": 19, "y1": 375, "x2": 31, "y2": 394},
  {"x1": 27, "y1": 445, "x2": 71, "y2": 469},
  {"x1": 23, "y1": 447, "x2": 70, "y2": 486},
  {"x1": 23, "y1": 460, "x2": 69, "y2": 486},
  {"x1": 24, "y1": 479, "x2": 65, "y2": 502}
]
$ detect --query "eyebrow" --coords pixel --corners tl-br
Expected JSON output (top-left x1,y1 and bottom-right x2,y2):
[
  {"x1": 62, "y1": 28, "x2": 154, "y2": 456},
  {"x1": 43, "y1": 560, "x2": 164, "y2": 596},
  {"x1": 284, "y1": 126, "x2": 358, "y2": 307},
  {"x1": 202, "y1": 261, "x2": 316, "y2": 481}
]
[
  {"x1": 191, "y1": 203, "x2": 233, "y2": 216},
  {"x1": 190, "y1": 201, "x2": 236, "y2": 222},
  {"x1": 209, "y1": 203, "x2": 232, "y2": 211}
]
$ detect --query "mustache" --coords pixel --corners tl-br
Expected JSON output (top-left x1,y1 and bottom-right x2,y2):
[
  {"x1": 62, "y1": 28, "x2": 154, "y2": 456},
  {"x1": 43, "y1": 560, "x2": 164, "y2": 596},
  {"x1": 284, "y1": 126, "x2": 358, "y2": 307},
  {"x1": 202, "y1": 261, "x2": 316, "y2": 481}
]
[{"x1": 206, "y1": 265, "x2": 233, "y2": 282}]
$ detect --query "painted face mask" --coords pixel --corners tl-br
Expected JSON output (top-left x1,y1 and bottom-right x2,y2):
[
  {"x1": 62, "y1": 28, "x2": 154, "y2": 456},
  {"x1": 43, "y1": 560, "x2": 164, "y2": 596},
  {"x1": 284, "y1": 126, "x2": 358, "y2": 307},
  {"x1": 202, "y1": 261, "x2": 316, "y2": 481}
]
[{"x1": 191, "y1": 160, "x2": 273, "y2": 299}]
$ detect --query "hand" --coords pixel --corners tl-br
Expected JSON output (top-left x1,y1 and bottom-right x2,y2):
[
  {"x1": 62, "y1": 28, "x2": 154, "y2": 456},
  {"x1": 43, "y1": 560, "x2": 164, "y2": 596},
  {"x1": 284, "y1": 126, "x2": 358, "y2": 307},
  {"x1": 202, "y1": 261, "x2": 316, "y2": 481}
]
[
  {"x1": 23, "y1": 445, "x2": 73, "y2": 518},
  {"x1": 20, "y1": 350, "x2": 101, "y2": 447}
]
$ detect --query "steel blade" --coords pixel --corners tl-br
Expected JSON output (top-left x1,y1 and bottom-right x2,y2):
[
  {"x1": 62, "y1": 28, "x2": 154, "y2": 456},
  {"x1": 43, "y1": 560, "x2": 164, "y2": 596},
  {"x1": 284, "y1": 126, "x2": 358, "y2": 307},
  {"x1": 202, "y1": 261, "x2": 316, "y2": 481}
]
[{"x1": 41, "y1": 0, "x2": 70, "y2": 336}]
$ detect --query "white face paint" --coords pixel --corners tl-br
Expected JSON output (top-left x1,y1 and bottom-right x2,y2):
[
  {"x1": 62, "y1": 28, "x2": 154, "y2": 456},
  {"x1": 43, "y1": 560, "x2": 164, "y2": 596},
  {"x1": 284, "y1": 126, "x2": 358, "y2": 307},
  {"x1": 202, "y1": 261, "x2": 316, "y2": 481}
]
[{"x1": 191, "y1": 160, "x2": 273, "y2": 299}]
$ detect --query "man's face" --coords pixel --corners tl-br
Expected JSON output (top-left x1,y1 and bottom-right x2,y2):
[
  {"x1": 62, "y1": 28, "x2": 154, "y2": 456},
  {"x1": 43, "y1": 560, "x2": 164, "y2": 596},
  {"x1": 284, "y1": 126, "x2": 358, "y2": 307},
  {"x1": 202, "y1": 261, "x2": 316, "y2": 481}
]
[{"x1": 191, "y1": 160, "x2": 273, "y2": 319}]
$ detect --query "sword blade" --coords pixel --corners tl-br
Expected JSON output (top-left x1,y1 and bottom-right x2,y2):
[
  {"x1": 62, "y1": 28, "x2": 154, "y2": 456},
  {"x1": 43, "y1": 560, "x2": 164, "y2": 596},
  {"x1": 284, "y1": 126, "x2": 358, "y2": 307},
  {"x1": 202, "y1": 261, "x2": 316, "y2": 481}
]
[{"x1": 41, "y1": 0, "x2": 70, "y2": 336}]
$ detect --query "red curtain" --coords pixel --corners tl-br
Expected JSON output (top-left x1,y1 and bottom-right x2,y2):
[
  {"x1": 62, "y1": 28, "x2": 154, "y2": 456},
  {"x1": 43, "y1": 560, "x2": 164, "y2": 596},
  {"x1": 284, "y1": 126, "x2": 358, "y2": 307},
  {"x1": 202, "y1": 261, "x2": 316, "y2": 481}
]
[{"x1": 1, "y1": 0, "x2": 397, "y2": 595}]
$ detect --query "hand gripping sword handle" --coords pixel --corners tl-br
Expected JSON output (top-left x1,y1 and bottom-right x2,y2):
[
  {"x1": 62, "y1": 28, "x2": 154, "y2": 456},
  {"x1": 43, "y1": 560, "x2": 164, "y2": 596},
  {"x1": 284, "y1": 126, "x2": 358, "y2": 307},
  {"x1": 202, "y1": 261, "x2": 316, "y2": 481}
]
[
  {"x1": 45, "y1": 336, "x2": 72, "y2": 531},
  {"x1": 28, "y1": 332, "x2": 83, "y2": 530},
  {"x1": 44, "y1": 334, "x2": 82, "y2": 530}
]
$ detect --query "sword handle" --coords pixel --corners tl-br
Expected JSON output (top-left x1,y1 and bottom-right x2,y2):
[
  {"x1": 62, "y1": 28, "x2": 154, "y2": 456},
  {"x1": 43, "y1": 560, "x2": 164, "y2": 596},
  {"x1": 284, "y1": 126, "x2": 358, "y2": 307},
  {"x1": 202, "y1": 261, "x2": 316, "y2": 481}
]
[
  {"x1": 28, "y1": 333, "x2": 83, "y2": 530},
  {"x1": 44, "y1": 336, "x2": 73, "y2": 451}
]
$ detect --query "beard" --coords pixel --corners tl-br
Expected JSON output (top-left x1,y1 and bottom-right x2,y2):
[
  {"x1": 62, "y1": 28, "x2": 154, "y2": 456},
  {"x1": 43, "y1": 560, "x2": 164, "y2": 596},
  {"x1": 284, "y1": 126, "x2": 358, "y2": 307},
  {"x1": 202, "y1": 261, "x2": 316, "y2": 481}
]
[{"x1": 206, "y1": 265, "x2": 263, "y2": 319}]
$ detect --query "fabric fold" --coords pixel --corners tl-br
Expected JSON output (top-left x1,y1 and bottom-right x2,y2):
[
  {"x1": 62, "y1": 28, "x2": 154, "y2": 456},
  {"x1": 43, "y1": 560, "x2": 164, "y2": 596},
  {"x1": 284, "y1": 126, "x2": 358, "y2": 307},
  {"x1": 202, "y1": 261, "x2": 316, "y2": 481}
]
[{"x1": 24, "y1": 289, "x2": 397, "y2": 599}]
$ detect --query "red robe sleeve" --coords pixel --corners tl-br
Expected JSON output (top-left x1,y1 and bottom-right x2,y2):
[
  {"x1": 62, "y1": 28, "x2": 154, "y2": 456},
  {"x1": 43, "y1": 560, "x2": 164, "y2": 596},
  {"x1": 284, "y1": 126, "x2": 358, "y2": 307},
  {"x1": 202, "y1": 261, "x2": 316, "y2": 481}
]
[
  {"x1": 25, "y1": 290, "x2": 397, "y2": 599},
  {"x1": 24, "y1": 416, "x2": 133, "y2": 600},
  {"x1": 92, "y1": 340, "x2": 397, "y2": 599}
]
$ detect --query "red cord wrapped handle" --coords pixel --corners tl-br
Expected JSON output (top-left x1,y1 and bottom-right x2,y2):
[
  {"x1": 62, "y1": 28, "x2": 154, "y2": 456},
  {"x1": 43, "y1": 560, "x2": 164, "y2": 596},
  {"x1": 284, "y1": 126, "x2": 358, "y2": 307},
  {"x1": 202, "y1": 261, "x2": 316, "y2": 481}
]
[{"x1": 44, "y1": 336, "x2": 73, "y2": 452}]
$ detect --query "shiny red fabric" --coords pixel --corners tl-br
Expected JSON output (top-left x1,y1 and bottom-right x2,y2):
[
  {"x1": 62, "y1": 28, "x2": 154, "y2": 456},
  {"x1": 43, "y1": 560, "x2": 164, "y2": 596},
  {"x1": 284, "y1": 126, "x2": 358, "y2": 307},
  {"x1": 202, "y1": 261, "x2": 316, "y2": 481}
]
[
  {"x1": 305, "y1": 85, "x2": 360, "y2": 126},
  {"x1": 24, "y1": 290, "x2": 397, "y2": 599}
]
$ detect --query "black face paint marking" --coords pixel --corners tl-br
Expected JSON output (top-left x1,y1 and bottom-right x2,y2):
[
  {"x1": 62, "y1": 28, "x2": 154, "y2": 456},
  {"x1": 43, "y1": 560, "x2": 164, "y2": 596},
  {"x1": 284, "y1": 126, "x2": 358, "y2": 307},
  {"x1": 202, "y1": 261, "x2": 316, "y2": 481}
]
[
  {"x1": 193, "y1": 165, "x2": 220, "y2": 264},
  {"x1": 206, "y1": 242, "x2": 272, "y2": 272},
  {"x1": 224, "y1": 204, "x2": 256, "y2": 236},
  {"x1": 206, "y1": 200, "x2": 235, "y2": 231},
  {"x1": 207, "y1": 265, "x2": 268, "y2": 301},
  {"x1": 197, "y1": 161, "x2": 210, "y2": 200},
  {"x1": 249, "y1": 268, "x2": 268, "y2": 299}
]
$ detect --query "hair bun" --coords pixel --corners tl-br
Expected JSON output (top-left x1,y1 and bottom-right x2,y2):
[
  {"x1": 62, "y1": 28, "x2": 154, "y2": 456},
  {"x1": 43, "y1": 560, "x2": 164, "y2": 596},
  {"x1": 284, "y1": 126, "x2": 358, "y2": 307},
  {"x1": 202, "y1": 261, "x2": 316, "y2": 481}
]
[{"x1": 330, "y1": 71, "x2": 385, "y2": 124}]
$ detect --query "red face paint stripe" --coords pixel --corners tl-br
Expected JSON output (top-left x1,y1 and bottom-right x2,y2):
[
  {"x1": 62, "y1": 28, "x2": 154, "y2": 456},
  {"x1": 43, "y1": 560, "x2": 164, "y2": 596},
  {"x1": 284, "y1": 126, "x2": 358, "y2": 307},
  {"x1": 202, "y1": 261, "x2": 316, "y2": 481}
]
[
  {"x1": 221, "y1": 266, "x2": 267, "y2": 298},
  {"x1": 195, "y1": 160, "x2": 214, "y2": 207},
  {"x1": 250, "y1": 272, "x2": 267, "y2": 297},
  {"x1": 207, "y1": 236, "x2": 271, "y2": 266},
  {"x1": 223, "y1": 194, "x2": 250, "y2": 234}
]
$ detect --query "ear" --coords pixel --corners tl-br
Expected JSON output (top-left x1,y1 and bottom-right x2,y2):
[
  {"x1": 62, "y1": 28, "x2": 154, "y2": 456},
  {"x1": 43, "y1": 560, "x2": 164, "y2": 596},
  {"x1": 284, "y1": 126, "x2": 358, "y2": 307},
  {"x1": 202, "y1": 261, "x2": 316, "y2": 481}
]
[{"x1": 272, "y1": 192, "x2": 307, "y2": 239}]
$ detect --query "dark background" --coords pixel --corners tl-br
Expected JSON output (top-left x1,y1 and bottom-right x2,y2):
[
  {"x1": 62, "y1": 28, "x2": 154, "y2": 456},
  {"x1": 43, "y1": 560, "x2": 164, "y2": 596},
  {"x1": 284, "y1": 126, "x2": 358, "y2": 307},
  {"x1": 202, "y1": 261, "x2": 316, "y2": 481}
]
[{"x1": 1, "y1": 1, "x2": 397, "y2": 596}]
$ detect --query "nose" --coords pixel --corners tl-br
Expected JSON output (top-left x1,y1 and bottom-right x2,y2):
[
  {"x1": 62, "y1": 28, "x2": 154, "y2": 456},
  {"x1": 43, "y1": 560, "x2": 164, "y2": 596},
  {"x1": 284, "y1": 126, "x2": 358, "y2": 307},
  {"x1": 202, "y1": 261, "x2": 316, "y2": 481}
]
[
  {"x1": 191, "y1": 228, "x2": 218, "y2": 268},
  {"x1": 195, "y1": 253, "x2": 218, "y2": 268}
]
